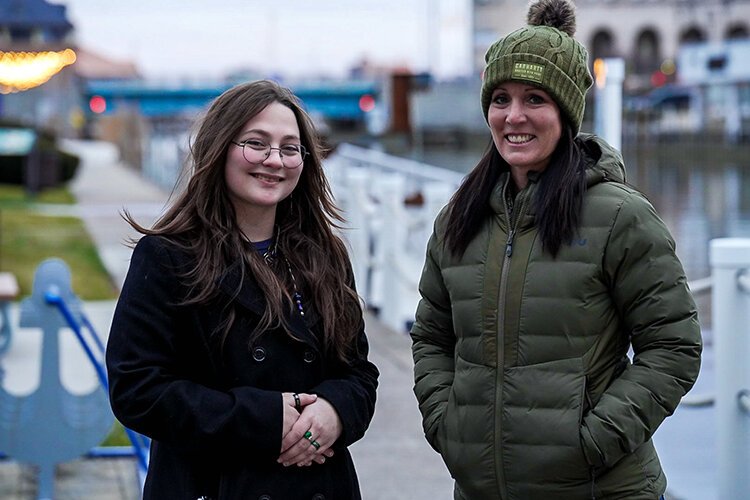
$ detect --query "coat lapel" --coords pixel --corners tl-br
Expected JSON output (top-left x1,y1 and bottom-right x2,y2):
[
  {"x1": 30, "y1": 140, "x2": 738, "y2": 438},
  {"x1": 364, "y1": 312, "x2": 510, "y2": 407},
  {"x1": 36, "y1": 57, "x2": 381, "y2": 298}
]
[{"x1": 216, "y1": 260, "x2": 321, "y2": 351}]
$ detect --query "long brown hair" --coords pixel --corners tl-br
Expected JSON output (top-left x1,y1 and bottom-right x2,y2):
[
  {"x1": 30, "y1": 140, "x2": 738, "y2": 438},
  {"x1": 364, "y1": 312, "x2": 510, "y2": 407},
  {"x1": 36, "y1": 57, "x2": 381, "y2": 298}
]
[{"x1": 126, "y1": 80, "x2": 362, "y2": 363}]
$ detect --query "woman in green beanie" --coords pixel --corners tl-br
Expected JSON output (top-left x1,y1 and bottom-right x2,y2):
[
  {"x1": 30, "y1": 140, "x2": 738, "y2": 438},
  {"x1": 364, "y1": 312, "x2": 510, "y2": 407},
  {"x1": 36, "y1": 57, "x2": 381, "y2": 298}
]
[{"x1": 410, "y1": 0, "x2": 702, "y2": 498}]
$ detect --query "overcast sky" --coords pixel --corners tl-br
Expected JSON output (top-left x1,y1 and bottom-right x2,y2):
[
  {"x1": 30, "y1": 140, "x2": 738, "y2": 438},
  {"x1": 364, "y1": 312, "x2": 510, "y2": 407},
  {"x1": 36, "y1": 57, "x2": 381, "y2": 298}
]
[{"x1": 53, "y1": 0, "x2": 473, "y2": 81}]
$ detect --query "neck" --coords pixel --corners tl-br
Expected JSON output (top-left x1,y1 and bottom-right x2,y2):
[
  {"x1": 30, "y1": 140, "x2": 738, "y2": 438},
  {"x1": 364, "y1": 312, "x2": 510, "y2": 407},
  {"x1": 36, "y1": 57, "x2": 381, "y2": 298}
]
[
  {"x1": 235, "y1": 207, "x2": 276, "y2": 242},
  {"x1": 510, "y1": 168, "x2": 528, "y2": 190}
]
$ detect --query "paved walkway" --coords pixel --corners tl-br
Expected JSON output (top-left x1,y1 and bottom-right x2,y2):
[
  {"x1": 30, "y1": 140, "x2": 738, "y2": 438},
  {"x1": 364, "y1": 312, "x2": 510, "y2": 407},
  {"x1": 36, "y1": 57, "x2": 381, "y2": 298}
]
[
  {"x1": 0, "y1": 140, "x2": 454, "y2": 499},
  {"x1": 0, "y1": 140, "x2": 720, "y2": 499}
]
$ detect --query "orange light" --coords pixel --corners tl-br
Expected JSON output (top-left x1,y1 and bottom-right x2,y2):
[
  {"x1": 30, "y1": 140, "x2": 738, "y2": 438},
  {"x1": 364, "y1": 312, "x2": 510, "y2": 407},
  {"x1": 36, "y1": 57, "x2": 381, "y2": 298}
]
[
  {"x1": 89, "y1": 95, "x2": 107, "y2": 114},
  {"x1": 0, "y1": 49, "x2": 76, "y2": 94},
  {"x1": 593, "y1": 58, "x2": 607, "y2": 89},
  {"x1": 359, "y1": 94, "x2": 375, "y2": 113}
]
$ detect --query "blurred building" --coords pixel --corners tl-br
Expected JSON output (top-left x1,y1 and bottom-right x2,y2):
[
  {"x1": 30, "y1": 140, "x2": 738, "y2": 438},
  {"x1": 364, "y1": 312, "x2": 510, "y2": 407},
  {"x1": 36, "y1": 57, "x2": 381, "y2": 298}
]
[
  {"x1": 0, "y1": 0, "x2": 141, "y2": 139},
  {"x1": 472, "y1": 0, "x2": 750, "y2": 92},
  {"x1": 0, "y1": 0, "x2": 80, "y2": 135}
]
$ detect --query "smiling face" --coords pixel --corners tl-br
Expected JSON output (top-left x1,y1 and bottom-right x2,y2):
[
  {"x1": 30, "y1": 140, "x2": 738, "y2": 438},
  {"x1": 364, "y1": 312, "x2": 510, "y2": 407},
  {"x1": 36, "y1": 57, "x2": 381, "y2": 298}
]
[
  {"x1": 487, "y1": 81, "x2": 562, "y2": 189},
  {"x1": 224, "y1": 101, "x2": 304, "y2": 228}
]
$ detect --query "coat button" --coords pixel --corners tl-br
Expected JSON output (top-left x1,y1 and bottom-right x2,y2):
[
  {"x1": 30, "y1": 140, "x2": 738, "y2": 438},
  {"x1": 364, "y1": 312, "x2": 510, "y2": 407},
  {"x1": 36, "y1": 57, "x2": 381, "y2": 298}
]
[
  {"x1": 252, "y1": 346, "x2": 266, "y2": 362},
  {"x1": 303, "y1": 350, "x2": 316, "y2": 363}
]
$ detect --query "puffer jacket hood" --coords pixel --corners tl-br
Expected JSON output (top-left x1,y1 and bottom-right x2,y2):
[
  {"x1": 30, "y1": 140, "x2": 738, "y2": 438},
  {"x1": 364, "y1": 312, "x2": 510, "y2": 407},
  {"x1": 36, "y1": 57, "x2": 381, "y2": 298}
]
[{"x1": 580, "y1": 133, "x2": 626, "y2": 186}]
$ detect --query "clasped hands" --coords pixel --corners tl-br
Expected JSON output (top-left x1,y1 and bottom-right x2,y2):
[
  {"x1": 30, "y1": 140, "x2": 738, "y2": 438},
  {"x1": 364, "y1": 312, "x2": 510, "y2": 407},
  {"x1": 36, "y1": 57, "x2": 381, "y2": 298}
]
[{"x1": 278, "y1": 392, "x2": 342, "y2": 467}]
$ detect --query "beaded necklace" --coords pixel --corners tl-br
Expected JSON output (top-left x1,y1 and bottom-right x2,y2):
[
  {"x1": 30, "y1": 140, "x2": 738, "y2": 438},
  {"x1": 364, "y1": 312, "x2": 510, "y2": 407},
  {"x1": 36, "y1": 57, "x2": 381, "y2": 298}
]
[{"x1": 245, "y1": 233, "x2": 305, "y2": 317}]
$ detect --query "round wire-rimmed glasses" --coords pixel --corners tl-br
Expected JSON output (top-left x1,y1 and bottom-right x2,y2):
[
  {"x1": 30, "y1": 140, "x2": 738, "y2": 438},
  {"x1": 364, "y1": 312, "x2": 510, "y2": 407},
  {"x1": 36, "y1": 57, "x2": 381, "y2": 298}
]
[{"x1": 230, "y1": 139, "x2": 307, "y2": 169}]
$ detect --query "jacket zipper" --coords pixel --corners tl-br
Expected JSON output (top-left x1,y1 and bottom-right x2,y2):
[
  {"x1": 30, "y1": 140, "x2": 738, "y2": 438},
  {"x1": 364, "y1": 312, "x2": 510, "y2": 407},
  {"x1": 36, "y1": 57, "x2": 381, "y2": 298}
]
[
  {"x1": 497, "y1": 186, "x2": 527, "y2": 342},
  {"x1": 495, "y1": 181, "x2": 528, "y2": 498}
]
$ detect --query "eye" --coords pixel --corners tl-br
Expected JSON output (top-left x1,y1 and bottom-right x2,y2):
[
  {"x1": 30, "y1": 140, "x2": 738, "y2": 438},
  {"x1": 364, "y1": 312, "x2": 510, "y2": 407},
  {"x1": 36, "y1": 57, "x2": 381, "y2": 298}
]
[
  {"x1": 527, "y1": 93, "x2": 547, "y2": 105},
  {"x1": 244, "y1": 139, "x2": 268, "y2": 151},
  {"x1": 492, "y1": 93, "x2": 510, "y2": 105},
  {"x1": 280, "y1": 144, "x2": 303, "y2": 155}
]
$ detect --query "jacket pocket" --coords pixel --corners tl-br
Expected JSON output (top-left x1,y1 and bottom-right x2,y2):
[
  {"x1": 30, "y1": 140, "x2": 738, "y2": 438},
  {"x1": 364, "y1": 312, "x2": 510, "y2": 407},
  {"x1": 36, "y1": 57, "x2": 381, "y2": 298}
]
[
  {"x1": 435, "y1": 352, "x2": 498, "y2": 494},
  {"x1": 501, "y1": 357, "x2": 592, "y2": 499}
]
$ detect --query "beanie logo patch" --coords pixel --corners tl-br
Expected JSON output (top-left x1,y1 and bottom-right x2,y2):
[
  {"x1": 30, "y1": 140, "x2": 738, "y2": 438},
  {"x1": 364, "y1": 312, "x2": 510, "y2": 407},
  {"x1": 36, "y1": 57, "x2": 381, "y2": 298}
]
[{"x1": 512, "y1": 62, "x2": 544, "y2": 84}]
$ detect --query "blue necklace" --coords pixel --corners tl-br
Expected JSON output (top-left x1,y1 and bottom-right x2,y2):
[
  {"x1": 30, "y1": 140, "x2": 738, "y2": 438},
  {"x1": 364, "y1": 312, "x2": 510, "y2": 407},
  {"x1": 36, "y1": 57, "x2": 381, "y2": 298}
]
[{"x1": 248, "y1": 236, "x2": 304, "y2": 317}]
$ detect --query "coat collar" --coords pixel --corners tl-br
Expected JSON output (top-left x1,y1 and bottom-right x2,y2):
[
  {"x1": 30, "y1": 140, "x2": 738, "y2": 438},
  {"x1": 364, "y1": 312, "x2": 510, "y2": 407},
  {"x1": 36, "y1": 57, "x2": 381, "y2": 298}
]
[{"x1": 215, "y1": 259, "x2": 321, "y2": 351}]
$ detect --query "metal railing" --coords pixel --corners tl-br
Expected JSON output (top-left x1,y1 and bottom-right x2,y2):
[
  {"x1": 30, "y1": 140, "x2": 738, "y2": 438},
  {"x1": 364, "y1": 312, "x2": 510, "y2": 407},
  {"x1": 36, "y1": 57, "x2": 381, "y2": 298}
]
[
  {"x1": 711, "y1": 239, "x2": 750, "y2": 498},
  {"x1": 44, "y1": 288, "x2": 150, "y2": 477}
]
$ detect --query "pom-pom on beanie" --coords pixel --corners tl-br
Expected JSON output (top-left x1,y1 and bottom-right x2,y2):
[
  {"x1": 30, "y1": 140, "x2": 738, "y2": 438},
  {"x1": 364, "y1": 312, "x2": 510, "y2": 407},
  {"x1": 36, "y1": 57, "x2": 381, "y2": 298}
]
[{"x1": 480, "y1": 0, "x2": 593, "y2": 134}]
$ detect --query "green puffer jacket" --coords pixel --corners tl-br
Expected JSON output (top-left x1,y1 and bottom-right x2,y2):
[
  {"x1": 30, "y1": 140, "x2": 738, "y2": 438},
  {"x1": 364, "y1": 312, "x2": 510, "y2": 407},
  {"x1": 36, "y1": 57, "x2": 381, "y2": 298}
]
[{"x1": 411, "y1": 135, "x2": 702, "y2": 500}]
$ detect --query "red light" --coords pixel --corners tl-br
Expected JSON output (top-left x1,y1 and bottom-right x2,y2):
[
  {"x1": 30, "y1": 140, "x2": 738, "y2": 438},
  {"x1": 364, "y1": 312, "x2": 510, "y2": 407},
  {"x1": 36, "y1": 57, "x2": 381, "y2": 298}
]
[
  {"x1": 650, "y1": 70, "x2": 667, "y2": 88},
  {"x1": 89, "y1": 95, "x2": 106, "y2": 114},
  {"x1": 358, "y1": 94, "x2": 375, "y2": 113}
]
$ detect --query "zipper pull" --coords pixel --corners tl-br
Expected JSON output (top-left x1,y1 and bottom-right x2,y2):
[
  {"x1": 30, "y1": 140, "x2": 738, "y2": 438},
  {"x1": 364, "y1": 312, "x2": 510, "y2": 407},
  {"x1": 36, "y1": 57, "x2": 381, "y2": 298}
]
[{"x1": 505, "y1": 230, "x2": 516, "y2": 258}]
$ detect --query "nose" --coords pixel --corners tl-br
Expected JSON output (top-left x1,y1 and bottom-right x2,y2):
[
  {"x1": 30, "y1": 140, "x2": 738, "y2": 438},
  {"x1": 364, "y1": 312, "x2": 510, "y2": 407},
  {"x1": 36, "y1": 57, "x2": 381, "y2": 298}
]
[
  {"x1": 262, "y1": 148, "x2": 285, "y2": 168},
  {"x1": 505, "y1": 101, "x2": 526, "y2": 125}
]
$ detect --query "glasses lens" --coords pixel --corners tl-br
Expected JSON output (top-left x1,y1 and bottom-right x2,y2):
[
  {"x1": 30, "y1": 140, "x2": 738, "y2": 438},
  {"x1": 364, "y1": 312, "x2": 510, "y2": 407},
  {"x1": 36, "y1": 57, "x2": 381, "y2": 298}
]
[
  {"x1": 239, "y1": 141, "x2": 306, "y2": 168},
  {"x1": 241, "y1": 141, "x2": 269, "y2": 164},
  {"x1": 280, "y1": 145, "x2": 305, "y2": 168}
]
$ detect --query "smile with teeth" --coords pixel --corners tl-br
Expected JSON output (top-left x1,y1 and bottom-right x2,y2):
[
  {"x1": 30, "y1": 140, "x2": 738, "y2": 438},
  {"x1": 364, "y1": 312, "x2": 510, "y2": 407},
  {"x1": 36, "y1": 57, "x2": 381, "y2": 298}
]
[
  {"x1": 251, "y1": 173, "x2": 282, "y2": 183},
  {"x1": 506, "y1": 134, "x2": 534, "y2": 144}
]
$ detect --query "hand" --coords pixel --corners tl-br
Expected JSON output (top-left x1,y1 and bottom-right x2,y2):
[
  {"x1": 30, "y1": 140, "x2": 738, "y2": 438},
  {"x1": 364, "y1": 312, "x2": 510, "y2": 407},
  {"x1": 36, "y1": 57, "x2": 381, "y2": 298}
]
[
  {"x1": 281, "y1": 392, "x2": 317, "y2": 440},
  {"x1": 277, "y1": 397, "x2": 342, "y2": 467}
]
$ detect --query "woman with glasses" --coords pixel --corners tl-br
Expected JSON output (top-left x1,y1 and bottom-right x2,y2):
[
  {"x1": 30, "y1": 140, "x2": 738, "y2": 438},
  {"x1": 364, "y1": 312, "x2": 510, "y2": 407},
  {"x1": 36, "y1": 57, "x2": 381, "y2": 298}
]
[{"x1": 106, "y1": 80, "x2": 379, "y2": 499}]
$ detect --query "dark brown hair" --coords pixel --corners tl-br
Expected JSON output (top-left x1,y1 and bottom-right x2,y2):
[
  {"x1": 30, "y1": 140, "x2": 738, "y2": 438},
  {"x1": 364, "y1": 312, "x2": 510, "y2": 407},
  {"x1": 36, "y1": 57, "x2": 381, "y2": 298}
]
[
  {"x1": 445, "y1": 121, "x2": 586, "y2": 258},
  {"x1": 126, "y1": 80, "x2": 362, "y2": 362}
]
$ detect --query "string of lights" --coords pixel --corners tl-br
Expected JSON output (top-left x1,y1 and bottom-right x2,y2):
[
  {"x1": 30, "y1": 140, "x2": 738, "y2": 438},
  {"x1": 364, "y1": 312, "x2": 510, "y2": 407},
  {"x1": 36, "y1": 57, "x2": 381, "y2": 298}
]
[{"x1": 0, "y1": 49, "x2": 77, "y2": 94}]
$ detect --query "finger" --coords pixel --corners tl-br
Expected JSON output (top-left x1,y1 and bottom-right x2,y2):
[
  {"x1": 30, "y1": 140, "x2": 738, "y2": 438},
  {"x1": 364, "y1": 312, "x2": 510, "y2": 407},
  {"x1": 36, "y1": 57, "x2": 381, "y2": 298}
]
[
  {"x1": 279, "y1": 434, "x2": 320, "y2": 465},
  {"x1": 279, "y1": 434, "x2": 317, "y2": 463},
  {"x1": 297, "y1": 393, "x2": 317, "y2": 407},
  {"x1": 280, "y1": 416, "x2": 312, "y2": 453}
]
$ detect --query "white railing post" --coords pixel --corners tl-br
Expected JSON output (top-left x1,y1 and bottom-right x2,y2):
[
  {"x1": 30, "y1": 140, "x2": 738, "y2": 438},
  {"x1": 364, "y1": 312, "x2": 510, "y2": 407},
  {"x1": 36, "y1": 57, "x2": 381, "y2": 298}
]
[
  {"x1": 329, "y1": 144, "x2": 464, "y2": 332},
  {"x1": 345, "y1": 167, "x2": 371, "y2": 304},
  {"x1": 422, "y1": 181, "x2": 454, "y2": 249},
  {"x1": 710, "y1": 238, "x2": 750, "y2": 499},
  {"x1": 377, "y1": 173, "x2": 408, "y2": 332},
  {"x1": 593, "y1": 57, "x2": 624, "y2": 151}
]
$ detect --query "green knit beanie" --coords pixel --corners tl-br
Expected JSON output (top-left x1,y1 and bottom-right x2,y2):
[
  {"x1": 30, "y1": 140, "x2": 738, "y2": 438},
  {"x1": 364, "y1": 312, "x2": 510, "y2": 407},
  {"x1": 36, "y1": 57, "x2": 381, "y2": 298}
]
[{"x1": 480, "y1": 0, "x2": 593, "y2": 134}]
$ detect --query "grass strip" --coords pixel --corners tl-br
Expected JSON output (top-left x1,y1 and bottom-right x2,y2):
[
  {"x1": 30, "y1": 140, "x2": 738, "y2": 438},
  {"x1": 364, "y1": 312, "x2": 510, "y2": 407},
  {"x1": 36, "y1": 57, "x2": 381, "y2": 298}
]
[{"x1": 0, "y1": 185, "x2": 117, "y2": 300}]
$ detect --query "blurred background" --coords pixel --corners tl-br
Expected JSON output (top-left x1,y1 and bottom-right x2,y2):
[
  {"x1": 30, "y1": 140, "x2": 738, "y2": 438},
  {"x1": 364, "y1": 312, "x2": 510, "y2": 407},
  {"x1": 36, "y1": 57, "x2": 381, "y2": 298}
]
[
  {"x1": 2, "y1": 0, "x2": 749, "y2": 283},
  {"x1": 0, "y1": 1, "x2": 749, "y2": 499}
]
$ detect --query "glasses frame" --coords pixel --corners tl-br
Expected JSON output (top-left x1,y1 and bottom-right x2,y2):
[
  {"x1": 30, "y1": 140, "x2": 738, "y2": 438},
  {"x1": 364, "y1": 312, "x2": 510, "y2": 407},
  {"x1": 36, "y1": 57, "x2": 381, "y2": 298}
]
[{"x1": 230, "y1": 140, "x2": 307, "y2": 169}]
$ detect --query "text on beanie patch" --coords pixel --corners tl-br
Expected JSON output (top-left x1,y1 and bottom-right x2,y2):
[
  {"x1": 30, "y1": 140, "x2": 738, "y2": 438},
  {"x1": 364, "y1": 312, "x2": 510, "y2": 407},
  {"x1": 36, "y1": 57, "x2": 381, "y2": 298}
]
[{"x1": 512, "y1": 62, "x2": 545, "y2": 84}]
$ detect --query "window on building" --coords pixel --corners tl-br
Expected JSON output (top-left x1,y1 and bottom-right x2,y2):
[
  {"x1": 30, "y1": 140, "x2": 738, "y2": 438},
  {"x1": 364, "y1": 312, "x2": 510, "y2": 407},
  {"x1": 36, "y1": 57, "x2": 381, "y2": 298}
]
[
  {"x1": 725, "y1": 23, "x2": 749, "y2": 41},
  {"x1": 633, "y1": 28, "x2": 660, "y2": 75},
  {"x1": 591, "y1": 30, "x2": 617, "y2": 60},
  {"x1": 681, "y1": 26, "x2": 706, "y2": 44},
  {"x1": 9, "y1": 26, "x2": 31, "y2": 42}
]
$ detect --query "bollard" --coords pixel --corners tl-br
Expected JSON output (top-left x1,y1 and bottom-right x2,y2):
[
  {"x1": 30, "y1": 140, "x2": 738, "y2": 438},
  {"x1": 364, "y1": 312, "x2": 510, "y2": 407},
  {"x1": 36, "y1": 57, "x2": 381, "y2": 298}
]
[{"x1": 710, "y1": 238, "x2": 750, "y2": 499}]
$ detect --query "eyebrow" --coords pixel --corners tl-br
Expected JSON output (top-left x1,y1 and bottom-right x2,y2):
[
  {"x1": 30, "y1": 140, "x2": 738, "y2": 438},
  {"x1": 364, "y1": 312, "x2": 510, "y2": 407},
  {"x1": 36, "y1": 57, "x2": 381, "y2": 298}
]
[
  {"x1": 240, "y1": 129, "x2": 300, "y2": 142},
  {"x1": 494, "y1": 85, "x2": 544, "y2": 93}
]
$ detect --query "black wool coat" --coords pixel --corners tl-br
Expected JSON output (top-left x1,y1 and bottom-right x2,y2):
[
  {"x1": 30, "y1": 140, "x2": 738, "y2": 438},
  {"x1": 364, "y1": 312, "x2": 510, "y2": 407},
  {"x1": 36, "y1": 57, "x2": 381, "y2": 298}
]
[{"x1": 106, "y1": 235, "x2": 379, "y2": 500}]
